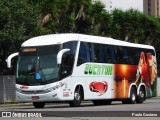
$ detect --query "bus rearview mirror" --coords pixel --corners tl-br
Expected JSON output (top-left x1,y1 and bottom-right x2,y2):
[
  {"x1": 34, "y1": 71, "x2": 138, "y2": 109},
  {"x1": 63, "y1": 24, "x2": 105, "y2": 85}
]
[
  {"x1": 57, "y1": 49, "x2": 70, "y2": 65},
  {"x1": 6, "y1": 52, "x2": 19, "y2": 68}
]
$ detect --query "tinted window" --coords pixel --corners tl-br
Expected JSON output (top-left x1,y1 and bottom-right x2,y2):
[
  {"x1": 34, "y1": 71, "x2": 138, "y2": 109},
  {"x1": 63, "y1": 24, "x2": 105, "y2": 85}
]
[
  {"x1": 60, "y1": 41, "x2": 77, "y2": 78},
  {"x1": 115, "y1": 46, "x2": 129, "y2": 64},
  {"x1": 77, "y1": 42, "x2": 92, "y2": 66},
  {"x1": 17, "y1": 45, "x2": 61, "y2": 85},
  {"x1": 127, "y1": 47, "x2": 138, "y2": 65},
  {"x1": 105, "y1": 45, "x2": 116, "y2": 63},
  {"x1": 77, "y1": 41, "x2": 155, "y2": 66},
  {"x1": 94, "y1": 44, "x2": 105, "y2": 63}
]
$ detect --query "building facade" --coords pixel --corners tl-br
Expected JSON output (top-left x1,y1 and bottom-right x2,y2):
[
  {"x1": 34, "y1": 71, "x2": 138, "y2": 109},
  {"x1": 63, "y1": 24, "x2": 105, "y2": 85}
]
[
  {"x1": 143, "y1": 0, "x2": 160, "y2": 16},
  {"x1": 95, "y1": 0, "x2": 143, "y2": 12}
]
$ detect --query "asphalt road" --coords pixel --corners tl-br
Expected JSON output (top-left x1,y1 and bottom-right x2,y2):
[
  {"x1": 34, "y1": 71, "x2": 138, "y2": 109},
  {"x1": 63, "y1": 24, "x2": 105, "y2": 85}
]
[{"x1": 0, "y1": 98, "x2": 160, "y2": 120}]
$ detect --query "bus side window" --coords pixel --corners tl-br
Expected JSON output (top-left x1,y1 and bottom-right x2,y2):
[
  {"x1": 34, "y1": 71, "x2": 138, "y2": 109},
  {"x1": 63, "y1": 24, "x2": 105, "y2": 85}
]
[
  {"x1": 105, "y1": 46, "x2": 112, "y2": 63},
  {"x1": 104, "y1": 45, "x2": 116, "y2": 64},
  {"x1": 135, "y1": 48, "x2": 142, "y2": 65},
  {"x1": 110, "y1": 46, "x2": 116, "y2": 64},
  {"x1": 61, "y1": 41, "x2": 77, "y2": 78},
  {"x1": 115, "y1": 46, "x2": 123, "y2": 64},
  {"x1": 77, "y1": 42, "x2": 91, "y2": 66},
  {"x1": 115, "y1": 46, "x2": 129, "y2": 64},
  {"x1": 94, "y1": 44, "x2": 105, "y2": 63},
  {"x1": 99, "y1": 46, "x2": 105, "y2": 63},
  {"x1": 127, "y1": 47, "x2": 137, "y2": 65},
  {"x1": 123, "y1": 47, "x2": 129, "y2": 64}
]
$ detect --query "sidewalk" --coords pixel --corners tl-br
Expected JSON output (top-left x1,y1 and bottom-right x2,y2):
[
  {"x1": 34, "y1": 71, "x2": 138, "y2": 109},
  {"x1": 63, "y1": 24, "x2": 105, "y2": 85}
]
[{"x1": 0, "y1": 102, "x2": 32, "y2": 107}]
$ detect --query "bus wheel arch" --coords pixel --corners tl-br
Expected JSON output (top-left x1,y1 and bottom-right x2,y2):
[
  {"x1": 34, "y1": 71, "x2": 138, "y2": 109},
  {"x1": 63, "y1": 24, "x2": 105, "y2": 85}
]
[{"x1": 69, "y1": 84, "x2": 84, "y2": 107}]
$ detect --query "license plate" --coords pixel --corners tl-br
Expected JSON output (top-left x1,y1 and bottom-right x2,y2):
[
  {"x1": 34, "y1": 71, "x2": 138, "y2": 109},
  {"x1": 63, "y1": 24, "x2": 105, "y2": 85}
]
[{"x1": 31, "y1": 96, "x2": 39, "y2": 100}]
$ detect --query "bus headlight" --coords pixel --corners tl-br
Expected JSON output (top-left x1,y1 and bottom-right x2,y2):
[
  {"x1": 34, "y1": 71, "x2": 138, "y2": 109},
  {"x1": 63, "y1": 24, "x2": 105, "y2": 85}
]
[
  {"x1": 45, "y1": 82, "x2": 64, "y2": 92},
  {"x1": 45, "y1": 87, "x2": 56, "y2": 92}
]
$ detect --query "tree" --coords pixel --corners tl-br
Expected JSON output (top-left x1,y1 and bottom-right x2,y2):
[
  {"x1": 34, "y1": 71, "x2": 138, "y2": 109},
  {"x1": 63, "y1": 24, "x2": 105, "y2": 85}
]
[
  {"x1": 0, "y1": 0, "x2": 38, "y2": 74},
  {"x1": 0, "y1": 0, "x2": 160, "y2": 75},
  {"x1": 87, "y1": 1, "x2": 112, "y2": 36},
  {"x1": 110, "y1": 9, "x2": 124, "y2": 39}
]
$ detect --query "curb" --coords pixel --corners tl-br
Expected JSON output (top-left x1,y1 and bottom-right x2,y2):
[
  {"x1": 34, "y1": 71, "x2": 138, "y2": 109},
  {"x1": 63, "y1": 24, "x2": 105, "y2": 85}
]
[{"x1": 0, "y1": 103, "x2": 32, "y2": 107}]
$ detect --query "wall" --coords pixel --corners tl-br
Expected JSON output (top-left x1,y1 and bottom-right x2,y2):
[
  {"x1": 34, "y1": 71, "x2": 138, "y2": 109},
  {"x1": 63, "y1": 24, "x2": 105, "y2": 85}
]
[{"x1": 0, "y1": 76, "x2": 16, "y2": 103}]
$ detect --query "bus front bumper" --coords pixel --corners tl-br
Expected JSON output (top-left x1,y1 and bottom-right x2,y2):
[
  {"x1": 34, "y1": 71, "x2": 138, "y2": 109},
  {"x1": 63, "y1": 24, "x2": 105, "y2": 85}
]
[{"x1": 16, "y1": 91, "x2": 60, "y2": 102}]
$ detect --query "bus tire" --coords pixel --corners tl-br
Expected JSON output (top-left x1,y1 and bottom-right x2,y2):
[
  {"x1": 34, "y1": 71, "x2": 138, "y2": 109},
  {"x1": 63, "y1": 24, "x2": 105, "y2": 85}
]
[
  {"x1": 129, "y1": 87, "x2": 137, "y2": 104},
  {"x1": 136, "y1": 87, "x2": 145, "y2": 104},
  {"x1": 69, "y1": 86, "x2": 82, "y2": 107},
  {"x1": 33, "y1": 102, "x2": 45, "y2": 108}
]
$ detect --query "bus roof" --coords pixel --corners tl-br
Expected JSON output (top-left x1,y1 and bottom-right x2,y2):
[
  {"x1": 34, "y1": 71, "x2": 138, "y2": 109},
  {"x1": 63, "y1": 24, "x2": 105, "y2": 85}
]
[{"x1": 22, "y1": 33, "x2": 154, "y2": 49}]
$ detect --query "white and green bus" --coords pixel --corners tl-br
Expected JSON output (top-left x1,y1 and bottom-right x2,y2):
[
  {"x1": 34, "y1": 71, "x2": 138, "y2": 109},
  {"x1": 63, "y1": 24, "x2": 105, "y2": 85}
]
[{"x1": 6, "y1": 33, "x2": 157, "y2": 108}]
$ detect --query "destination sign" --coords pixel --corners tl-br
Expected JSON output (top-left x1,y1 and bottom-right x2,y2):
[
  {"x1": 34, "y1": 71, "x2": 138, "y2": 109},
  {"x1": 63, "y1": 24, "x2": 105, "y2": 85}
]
[{"x1": 23, "y1": 48, "x2": 36, "y2": 52}]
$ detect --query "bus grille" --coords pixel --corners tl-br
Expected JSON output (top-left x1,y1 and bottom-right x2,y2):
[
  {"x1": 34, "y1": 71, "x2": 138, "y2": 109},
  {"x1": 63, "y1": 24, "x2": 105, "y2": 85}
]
[{"x1": 20, "y1": 90, "x2": 47, "y2": 94}]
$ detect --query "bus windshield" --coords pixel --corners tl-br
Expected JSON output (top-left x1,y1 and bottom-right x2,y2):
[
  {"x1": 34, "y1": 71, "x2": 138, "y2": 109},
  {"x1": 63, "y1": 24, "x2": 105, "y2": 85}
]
[{"x1": 16, "y1": 45, "x2": 60, "y2": 85}]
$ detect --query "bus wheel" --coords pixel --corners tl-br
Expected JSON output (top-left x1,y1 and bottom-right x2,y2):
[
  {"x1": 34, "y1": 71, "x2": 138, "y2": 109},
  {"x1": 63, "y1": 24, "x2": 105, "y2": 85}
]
[
  {"x1": 136, "y1": 87, "x2": 145, "y2": 104},
  {"x1": 69, "y1": 86, "x2": 82, "y2": 107},
  {"x1": 33, "y1": 102, "x2": 45, "y2": 108},
  {"x1": 129, "y1": 87, "x2": 137, "y2": 104}
]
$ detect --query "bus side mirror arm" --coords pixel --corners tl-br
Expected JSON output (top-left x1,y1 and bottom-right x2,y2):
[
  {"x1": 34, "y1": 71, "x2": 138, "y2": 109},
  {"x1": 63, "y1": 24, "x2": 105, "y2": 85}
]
[
  {"x1": 6, "y1": 52, "x2": 19, "y2": 68},
  {"x1": 57, "y1": 49, "x2": 70, "y2": 65}
]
